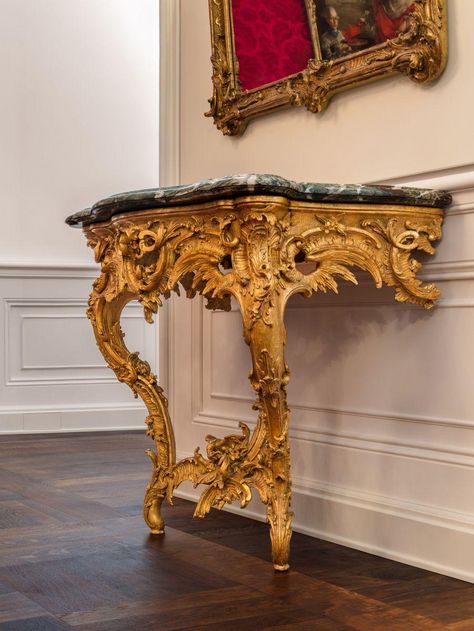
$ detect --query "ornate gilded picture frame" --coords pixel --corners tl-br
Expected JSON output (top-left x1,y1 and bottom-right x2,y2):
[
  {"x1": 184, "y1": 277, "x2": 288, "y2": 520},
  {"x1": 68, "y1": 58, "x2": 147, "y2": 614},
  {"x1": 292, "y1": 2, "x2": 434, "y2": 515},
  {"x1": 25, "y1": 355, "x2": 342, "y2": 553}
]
[{"x1": 206, "y1": 0, "x2": 448, "y2": 136}]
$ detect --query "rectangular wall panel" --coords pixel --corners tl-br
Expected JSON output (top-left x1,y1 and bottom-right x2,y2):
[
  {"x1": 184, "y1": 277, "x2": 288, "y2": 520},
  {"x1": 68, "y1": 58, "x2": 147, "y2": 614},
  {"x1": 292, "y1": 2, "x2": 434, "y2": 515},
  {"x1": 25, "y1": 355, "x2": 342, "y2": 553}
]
[
  {"x1": 169, "y1": 172, "x2": 474, "y2": 583},
  {"x1": 0, "y1": 265, "x2": 158, "y2": 433}
]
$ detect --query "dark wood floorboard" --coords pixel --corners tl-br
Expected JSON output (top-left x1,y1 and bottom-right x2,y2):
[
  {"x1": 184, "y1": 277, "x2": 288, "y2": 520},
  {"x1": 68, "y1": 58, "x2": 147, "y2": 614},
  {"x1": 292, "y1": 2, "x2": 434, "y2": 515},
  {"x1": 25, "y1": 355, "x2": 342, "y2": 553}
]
[{"x1": 0, "y1": 431, "x2": 472, "y2": 630}]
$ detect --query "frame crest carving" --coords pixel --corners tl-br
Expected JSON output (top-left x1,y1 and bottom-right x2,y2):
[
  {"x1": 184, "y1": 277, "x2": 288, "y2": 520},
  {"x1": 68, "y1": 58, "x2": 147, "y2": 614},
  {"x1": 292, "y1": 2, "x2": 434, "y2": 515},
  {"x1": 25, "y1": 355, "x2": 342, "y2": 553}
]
[{"x1": 206, "y1": 0, "x2": 448, "y2": 136}]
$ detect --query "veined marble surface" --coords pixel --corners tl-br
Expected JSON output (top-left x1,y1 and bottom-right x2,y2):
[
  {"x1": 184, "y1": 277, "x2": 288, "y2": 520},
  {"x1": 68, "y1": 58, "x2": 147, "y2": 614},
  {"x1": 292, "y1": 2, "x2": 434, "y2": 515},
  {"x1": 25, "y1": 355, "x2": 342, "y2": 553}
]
[{"x1": 66, "y1": 174, "x2": 452, "y2": 227}]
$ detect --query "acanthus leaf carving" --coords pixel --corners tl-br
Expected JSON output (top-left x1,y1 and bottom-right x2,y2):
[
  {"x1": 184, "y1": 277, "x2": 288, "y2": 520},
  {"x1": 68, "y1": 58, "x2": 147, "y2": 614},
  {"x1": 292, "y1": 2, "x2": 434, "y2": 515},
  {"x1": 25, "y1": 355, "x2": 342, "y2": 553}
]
[{"x1": 84, "y1": 196, "x2": 444, "y2": 570}]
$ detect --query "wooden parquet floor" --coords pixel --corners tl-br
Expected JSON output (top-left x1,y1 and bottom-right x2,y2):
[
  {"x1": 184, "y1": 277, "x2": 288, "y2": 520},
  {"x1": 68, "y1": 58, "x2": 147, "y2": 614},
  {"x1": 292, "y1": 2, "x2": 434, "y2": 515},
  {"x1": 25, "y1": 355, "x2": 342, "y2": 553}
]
[{"x1": 0, "y1": 431, "x2": 472, "y2": 631}]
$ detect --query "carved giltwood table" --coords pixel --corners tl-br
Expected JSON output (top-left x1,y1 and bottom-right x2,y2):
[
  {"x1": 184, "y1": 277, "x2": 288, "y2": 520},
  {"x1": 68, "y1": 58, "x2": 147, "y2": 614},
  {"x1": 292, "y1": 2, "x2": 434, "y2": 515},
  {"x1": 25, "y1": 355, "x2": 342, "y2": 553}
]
[{"x1": 67, "y1": 175, "x2": 451, "y2": 571}]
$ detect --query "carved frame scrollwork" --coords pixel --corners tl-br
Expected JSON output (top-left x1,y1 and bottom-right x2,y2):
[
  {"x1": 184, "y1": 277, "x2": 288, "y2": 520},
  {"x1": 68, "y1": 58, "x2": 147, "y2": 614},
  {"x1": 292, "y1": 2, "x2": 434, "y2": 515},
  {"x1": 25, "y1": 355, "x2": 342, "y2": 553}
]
[
  {"x1": 206, "y1": 0, "x2": 448, "y2": 136},
  {"x1": 85, "y1": 198, "x2": 443, "y2": 570}
]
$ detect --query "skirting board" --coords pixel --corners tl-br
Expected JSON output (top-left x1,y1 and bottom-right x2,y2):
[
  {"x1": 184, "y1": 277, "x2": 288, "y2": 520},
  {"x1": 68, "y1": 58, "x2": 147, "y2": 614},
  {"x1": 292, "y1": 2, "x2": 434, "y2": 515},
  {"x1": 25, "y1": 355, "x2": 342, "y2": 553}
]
[
  {"x1": 0, "y1": 405, "x2": 146, "y2": 434},
  {"x1": 174, "y1": 471, "x2": 474, "y2": 584}
]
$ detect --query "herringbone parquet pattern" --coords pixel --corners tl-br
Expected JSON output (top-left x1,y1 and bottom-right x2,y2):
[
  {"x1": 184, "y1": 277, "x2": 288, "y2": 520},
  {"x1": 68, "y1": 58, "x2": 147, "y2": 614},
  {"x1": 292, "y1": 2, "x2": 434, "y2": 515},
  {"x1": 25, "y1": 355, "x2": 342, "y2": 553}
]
[{"x1": 0, "y1": 432, "x2": 472, "y2": 630}]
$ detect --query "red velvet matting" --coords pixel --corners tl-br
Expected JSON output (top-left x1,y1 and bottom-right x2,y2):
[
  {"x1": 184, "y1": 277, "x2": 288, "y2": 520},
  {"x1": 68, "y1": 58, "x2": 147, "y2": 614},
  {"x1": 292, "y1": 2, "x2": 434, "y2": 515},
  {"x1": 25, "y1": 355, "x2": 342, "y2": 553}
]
[{"x1": 231, "y1": 0, "x2": 314, "y2": 91}]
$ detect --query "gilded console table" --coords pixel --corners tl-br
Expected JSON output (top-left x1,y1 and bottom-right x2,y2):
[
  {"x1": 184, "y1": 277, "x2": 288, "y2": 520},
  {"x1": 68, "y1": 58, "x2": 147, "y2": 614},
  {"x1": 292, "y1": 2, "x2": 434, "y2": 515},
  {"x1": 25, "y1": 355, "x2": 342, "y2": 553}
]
[{"x1": 66, "y1": 175, "x2": 451, "y2": 571}]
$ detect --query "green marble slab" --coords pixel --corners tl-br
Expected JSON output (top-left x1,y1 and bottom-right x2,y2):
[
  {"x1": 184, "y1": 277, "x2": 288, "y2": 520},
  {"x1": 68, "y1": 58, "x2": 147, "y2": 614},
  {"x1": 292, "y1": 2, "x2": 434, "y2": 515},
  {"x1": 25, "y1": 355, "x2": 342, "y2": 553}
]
[{"x1": 66, "y1": 174, "x2": 452, "y2": 227}]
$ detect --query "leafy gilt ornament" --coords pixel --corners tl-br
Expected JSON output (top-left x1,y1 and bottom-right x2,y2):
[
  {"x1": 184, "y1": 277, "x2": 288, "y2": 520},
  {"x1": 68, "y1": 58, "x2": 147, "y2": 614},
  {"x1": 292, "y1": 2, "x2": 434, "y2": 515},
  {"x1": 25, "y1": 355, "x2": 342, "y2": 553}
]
[{"x1": 66, "y1": 174, "x2": 450, "y2": 570}]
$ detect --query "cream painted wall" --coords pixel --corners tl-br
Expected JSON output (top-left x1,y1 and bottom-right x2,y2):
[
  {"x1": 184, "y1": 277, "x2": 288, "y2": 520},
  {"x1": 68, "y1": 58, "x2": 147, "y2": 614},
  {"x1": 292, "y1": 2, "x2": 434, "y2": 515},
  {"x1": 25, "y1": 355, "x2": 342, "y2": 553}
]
[
  {"x1": 180, "y1": 0, "x2": 473, "y2": 184},
  {"x1": 173, "y1": 0, "x2": 474, "y2": 582},
  {"x1": 0, "y1": 1, "x2": 160, "y2": 432},
  {"x1": 0, "y1": 0, "x2": 159, "y2": 265}
]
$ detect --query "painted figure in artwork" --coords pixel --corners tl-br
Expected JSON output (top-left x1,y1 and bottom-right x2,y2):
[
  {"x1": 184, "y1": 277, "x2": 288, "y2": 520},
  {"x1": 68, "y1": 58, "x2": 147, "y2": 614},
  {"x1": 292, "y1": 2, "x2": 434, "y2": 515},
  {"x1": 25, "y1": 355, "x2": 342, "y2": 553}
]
[
  {"x1": 374, "y1": 0, "x2": 415, "y2": 42},
  {"x1": 320, "y1": 3, "x2": 370, "y2": 60},
  {"x1": 320, "y1": 6, "x2": 350, "y2": 59},
  {"x1": 320, "y1": 5, "x2": 367, "y2": 60},
  {"x1": 317, "y1": 0, "x2": 416, "y2": 61}
]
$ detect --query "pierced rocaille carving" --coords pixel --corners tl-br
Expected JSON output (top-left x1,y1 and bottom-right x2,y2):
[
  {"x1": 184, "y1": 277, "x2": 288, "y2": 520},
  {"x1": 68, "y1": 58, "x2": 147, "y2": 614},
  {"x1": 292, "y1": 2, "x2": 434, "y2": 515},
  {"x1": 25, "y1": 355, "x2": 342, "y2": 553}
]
[{"x1": 84, "y1": 196, "x2": 443, "y2": 570}]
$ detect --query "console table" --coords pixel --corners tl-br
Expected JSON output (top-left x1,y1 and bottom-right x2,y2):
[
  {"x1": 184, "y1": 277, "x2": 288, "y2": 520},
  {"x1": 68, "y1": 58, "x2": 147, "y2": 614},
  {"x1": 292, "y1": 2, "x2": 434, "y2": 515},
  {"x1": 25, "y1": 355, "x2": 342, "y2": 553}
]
[{"x1": 67, "y1": 174, "x2": 451, "y2": 571}]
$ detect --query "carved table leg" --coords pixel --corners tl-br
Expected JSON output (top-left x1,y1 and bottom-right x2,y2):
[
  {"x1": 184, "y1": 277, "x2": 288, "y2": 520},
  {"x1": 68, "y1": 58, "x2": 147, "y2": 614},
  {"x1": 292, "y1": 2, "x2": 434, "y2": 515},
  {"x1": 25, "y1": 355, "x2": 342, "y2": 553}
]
[
  {"x1": 87, "y1": 288, "x2": 175, "y2": 535},
  {"x1": 82, "y1": 199, "x2": 444, "y2": 572},
  {"x1": 239, "y1": 298, "x2": 293, "y2": 571}
]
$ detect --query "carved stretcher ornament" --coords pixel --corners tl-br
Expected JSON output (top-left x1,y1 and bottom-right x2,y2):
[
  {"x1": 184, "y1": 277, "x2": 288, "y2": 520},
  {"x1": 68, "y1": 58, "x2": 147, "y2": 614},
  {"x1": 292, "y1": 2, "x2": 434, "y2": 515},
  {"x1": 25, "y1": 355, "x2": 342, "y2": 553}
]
[{"x1": 67, "y1": 174, "x2": 451, "y2": 570}]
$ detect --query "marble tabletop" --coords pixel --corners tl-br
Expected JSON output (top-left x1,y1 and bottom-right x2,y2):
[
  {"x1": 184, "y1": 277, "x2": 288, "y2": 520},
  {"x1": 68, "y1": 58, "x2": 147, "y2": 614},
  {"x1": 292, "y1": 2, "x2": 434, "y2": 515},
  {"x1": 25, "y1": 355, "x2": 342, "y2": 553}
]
[{"x1": 66, "y1": 174, "x2": 452, "y2": 227}]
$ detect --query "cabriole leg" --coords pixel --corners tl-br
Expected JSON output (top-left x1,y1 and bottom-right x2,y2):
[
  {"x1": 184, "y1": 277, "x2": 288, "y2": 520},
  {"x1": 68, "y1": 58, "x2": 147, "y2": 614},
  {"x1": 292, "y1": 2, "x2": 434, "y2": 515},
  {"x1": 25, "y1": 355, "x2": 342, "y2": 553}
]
[
  {"x1": 87, "y1": 289, "x2": 176, "y2": 536},
  {"x1": 240, "y1": 300, "x2": 293, "y2": 571}
]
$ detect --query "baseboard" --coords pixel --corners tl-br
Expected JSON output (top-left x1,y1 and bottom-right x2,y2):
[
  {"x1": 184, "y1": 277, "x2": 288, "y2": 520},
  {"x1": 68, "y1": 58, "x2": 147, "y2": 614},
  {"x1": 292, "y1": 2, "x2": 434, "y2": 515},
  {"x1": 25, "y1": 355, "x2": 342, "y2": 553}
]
[
  {"x1": 0, "y1": 404, "x2": 146, "y2": 434},
  {"x1": 0, "y1": 426, "x2": 145, "y2": 436},
  {"x1": 174, "y1": 466, "x2": 474, "y2": 584}
]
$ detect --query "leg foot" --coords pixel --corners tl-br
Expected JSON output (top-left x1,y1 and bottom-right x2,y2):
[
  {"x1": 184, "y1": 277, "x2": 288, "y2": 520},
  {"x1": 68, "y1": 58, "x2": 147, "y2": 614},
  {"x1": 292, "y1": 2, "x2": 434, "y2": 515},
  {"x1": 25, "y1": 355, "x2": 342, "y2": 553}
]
[
  {"x1": 268, "y1": 457, "x2": 293, "y2": 571},
  {"x1": 86, "y1": 285, "x2": 175, "y2": 540},
  {"x1": 145, "y1": 497, "x2": 165, "y2": 535},
  {"x1": 242, "y1": 300, "x2": 294, "y2": 570}
]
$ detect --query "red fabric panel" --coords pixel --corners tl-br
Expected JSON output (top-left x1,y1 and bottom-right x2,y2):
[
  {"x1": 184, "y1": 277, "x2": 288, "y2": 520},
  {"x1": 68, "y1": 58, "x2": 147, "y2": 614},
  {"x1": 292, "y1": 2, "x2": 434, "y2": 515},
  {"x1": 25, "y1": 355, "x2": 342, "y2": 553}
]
[{"x1": 231, "y1": 0, "x2": 314, "y2": 91}]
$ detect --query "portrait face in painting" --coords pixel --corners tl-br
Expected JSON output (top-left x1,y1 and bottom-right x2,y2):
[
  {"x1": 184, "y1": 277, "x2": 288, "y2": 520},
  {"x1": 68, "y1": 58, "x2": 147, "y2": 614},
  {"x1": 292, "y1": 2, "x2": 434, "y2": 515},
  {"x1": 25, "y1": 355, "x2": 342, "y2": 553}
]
[
  {"x1": 315, "y1": 0, "x2": 417, "y2": 60},
  {"x1": 316, "y1": 0, "x2": 376, "y2": 60}
]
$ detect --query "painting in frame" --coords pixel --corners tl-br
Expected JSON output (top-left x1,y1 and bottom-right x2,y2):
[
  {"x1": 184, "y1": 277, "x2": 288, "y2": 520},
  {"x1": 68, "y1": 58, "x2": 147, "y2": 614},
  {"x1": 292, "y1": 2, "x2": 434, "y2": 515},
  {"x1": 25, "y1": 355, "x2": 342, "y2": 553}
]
[{"x1": 206, "y1": 0, "x2": 448, "y2": 135}]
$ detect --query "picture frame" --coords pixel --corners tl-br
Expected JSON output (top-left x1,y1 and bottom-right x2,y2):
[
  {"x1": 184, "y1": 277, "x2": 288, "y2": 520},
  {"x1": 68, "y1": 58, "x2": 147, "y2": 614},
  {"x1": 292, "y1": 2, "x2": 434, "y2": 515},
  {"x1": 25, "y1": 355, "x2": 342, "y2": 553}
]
[{"x1": 206, "y1": 0, "x2": 448, "y2": 136}]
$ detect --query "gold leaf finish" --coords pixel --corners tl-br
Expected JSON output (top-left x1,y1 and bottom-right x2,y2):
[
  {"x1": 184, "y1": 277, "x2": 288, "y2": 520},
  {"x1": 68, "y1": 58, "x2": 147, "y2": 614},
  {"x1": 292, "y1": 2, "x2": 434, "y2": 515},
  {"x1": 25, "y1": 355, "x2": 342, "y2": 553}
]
[
  {"x1": 206, "y1": 0, "x2": 448, "y2": 135},
  {"x1": 84, "y1": 197, "x2": 444, "y2": 570}
]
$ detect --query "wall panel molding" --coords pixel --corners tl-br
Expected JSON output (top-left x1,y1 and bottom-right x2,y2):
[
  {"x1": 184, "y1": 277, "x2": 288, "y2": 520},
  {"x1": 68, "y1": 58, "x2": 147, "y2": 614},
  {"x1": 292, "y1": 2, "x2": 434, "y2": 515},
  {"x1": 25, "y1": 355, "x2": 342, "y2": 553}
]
[
  {"x1": 175, "y1": 453, "x2": 474, "y2": 584},
  {"x1": 175, "y1": 448, "x2": 474, "y2": 535},
  {"x1": 170, "y1": 161, "x2": 474, "y2": 580},
  {"x1": 0, "y1": 265, "x2": 155, "y2": 433},
  {"x1": 4, "y1": 298, "x2": 154, "y2": 387},
  {"x1": 201, "y1": 393, "x2": 474, "y2": 431},
  {"x1": 376, "y1": 164, "x2": 474, "y2": 219},
  {"x1": 194, "y1": 303, "x2": 474, "y2": 468},
  {"x1": 193, "y1": 411, "x2": 474, "y2": 469},
  {"x1": 176, "y1": 0, "x2": 474, "y2": 579},
  {"x1": 0, "y1": 261, "x2": 98, "y2": 278},
  {"x1": 0, "y1": 403, "x2": 145, "y2": 435},
  {"x1": 373, "y1": 162, "x2": 474, "y2": 193},
  {"x1": 422, "y1": 259, "x2": 474, "y2": 281},
  {"x1": 169, "y1": 164, "x2": 474, "y2": 581}
]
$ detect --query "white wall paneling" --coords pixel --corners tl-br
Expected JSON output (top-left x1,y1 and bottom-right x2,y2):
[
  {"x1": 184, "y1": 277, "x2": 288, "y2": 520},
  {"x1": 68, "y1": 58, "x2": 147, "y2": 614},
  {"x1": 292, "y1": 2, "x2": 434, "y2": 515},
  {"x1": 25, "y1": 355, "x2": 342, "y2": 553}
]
[
  {"x1": 174, "y1": 0, "x2": 474, "y2": 580},
  {"x1": 0, "y1": 265, "x2": 157, "y2": 433},
  {"x1": 35, "y1": 0, "x2": 459, "y2": 580},
  {"x1": 5, "y1": 299, "x2": 154, "y2": 386},
  {"x1": 0, "y1": 0, "x2": 160, "y2": 432},
  {"x1": 169, "y1": 165, "x2": 474, "y2": 582}
]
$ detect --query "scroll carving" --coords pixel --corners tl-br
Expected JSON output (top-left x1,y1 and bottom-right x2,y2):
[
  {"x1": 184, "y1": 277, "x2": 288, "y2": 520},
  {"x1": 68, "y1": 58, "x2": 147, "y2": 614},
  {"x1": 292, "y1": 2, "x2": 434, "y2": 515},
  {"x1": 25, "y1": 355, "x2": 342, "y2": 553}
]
[{"x1": 85, "y1": 197, "x2": 443, "y2": 569}]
